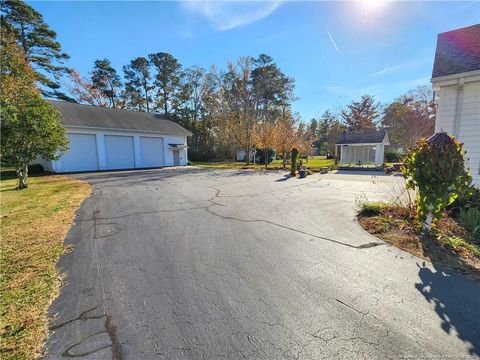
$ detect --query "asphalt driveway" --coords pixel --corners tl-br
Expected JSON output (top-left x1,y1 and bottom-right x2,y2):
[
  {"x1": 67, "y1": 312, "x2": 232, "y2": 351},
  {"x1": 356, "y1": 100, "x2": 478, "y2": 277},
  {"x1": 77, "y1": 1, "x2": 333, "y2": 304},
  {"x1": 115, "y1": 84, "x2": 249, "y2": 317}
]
[{"x1": 45, "y1": 168, "x2": 480, "y2": 359}]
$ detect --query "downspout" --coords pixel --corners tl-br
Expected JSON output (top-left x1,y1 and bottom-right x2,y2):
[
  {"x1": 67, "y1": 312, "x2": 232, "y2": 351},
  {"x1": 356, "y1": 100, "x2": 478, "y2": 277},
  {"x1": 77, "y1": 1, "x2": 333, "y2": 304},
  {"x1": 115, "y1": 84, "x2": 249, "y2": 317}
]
[{"x1": 454, "y1": 78, "x2": 465, "y2": 138}]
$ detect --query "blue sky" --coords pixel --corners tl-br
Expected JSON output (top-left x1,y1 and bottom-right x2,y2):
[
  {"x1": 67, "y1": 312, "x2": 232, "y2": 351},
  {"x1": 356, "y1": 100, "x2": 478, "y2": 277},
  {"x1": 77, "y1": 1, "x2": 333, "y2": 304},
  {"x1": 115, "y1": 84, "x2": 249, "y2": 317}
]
[{"x1": 31, "y1": 1, "x2": 480, "y2": 120}]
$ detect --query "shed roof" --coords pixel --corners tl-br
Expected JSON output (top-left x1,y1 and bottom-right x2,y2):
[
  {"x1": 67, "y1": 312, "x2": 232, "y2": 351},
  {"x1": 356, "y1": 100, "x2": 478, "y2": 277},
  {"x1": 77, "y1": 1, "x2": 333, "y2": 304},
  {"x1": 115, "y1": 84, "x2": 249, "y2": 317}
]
[
  {"x1": 49, "y1": 100, "x2": 192, "y2": 136},
  {"x1": 432, "y1": 24, "x2": 480, "y2": 78},
  {"x1": 336, "y1": 130, "x2": 387, "y2": 145}
]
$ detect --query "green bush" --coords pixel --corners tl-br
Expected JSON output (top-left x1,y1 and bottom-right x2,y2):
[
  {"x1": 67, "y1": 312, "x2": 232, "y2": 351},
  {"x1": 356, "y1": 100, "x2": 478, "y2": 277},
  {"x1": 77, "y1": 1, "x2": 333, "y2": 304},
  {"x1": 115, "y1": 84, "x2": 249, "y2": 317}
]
[
  {"x1": 458, "y1": 208, "x2": 480, "y2": 241},
  {"x1": 402, "y1": 135, "x2": 471, "y2": 224},
  {"x1": 449, "y1": 186, "x2": 480, "y2": 213},
  {"x1": 290, "y1": 148, "x2": 298, "y2": 176},
  {"x1": 257, "y1": 148, "x2": 275, "y2": 164},
  {"x1": 359, "y1": 201, "x2": 385, "y2": 216},
  {"x1": 385, "y1": 148, "x2": 404, "y2": 163}
]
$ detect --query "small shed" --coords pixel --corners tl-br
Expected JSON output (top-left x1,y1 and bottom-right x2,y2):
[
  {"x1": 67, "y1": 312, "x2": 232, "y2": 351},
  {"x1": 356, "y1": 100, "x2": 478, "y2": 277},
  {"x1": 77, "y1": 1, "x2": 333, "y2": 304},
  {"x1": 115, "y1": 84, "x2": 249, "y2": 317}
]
[{"x1": 335, "y1": 130, "x2": 389, "y2": 165}]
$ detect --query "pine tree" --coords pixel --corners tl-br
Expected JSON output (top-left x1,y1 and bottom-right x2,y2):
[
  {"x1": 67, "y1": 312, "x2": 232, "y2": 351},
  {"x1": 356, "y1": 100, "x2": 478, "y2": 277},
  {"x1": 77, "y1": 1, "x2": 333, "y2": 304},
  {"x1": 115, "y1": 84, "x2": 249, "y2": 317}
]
[
  {"x1": 123, "y1": 57, "x2": 153, "y2": 112},
  {"x1": 1, "y1": 0, "x2": 70, "y2": 99},
  {"x1": 148, "y1": 52, "x2": 183, "y2": 118},
  {"x1": 91, "y1": 59, "x2": 122, "y2": 108},
  {"x1": 340, "y1": 94, "x2": 379, "y2": 132}
]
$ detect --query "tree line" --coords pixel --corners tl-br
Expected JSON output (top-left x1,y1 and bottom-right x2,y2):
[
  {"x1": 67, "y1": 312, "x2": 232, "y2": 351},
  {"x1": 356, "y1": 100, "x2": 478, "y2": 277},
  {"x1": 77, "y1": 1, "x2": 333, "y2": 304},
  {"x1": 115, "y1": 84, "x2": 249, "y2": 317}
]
[{"x1": 1, "y1": 0, "x2": 436, "y2": 168}]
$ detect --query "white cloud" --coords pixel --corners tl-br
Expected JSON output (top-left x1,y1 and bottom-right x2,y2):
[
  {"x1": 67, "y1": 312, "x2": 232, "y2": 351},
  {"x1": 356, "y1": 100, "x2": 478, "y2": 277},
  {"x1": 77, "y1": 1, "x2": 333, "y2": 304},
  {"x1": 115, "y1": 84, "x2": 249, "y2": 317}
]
[
  {"x1": 325, "y1": 77, "x2": 430, "y2": 99},
  {"x1": 372, "y1": 58, "x2": 430, "y2": 76},
  {"x1": 181, "y1": 1, "x2": 282, "y2": 31}
]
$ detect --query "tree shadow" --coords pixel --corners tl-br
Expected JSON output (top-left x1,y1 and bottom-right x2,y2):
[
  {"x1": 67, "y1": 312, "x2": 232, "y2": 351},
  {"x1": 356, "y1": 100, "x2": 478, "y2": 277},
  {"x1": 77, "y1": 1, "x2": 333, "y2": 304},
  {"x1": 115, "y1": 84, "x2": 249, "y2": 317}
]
[
  {"x1": 275, "y1": 175, "x2": 292, "y2": 182},
  {"x1": 415, "y1": 261, "x2": 480, "y2": 356}
]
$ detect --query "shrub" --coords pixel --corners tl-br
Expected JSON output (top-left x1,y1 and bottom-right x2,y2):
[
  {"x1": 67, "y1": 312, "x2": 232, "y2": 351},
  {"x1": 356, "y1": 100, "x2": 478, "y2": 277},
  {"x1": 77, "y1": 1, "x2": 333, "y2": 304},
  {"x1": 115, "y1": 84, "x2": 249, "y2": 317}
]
[
  {"x1": 458, "y1": 208, "x2": 480, "y2": 241},
  {"x1": 290, "y1": 148, "x2": 298, "y2": 176},
  {"x1": 402, "y1": 134, "x2": 471, "y2": 225},
  {"x1": 449, "y1": 186, "x2": 480, "y2": 213},
  {"x1": 256, "y1": 148, "x2": 275, "y2": 164},
  {"x1": 28, "y1": 164, "x2": 44, "y2": 174},
  {"x1": 358, "y1": 201, "x2": 385, "y2": 216},
  {"x1": 385, "y1": 148, "x2": 404, "y2": 163}
]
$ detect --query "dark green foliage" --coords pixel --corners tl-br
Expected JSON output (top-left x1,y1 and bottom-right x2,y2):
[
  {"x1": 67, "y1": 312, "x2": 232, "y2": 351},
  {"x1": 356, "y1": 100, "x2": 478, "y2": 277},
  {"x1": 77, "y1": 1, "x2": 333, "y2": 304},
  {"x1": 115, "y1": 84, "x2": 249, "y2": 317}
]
[
  {"x1": 1, "y1": 0, "x2": 70, "y2": 99},
  {"x1": 449, "y1": 186, "x2": 480, "y2": 214},
  {"x1": 290, "y1": 148, "x2": 298, "y2": 176},
  {"x1": 256, "y1": 148, "x2": 275, "y2": 165},
  {"x1": 1, "y1": 97, "x2": 68, "y2": 188},
  {"x1": 91, "y1": 59, "x2": 122, "y2": 108},
  {"x1": 402, "y1": 135, "x2": 471, "y2": 224},
  {"x1": 123, "y1": 57, "x2": 153, "y2": 112},
  {"x1": 458, "y1": 208, "x2": 480, "y2": 241},
  {"x1": 385, "y1": 148, "x2": 404, "y2": 163},
  {"x1": 148, "y1": 52, "x2": 183, "y2": 117},
  {"x1": 28, "y1": 164, "x2": 44, "y2": 174},
  {"x1": 340, "y1": 95, "x2": 379, "y2": 132}
]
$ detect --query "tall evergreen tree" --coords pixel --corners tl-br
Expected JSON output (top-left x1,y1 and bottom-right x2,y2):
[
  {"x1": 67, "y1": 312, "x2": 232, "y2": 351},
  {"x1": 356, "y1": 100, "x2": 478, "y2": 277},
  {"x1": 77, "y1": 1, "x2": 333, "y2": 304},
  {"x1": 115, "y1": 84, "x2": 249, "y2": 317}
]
[
  {"x1": 340, "y1": 94, "x2": 379, "y2": 131},
  {"x1": 91, "y1": 59, "x2": 122, "y2": 108},
  {"x1": 148, "y1": 52, "x2": 183, "y2": 118},
  {"x1": 251, "y1": 54, "x2": 294, "y2": 122},
  {"x1": 123, "y1": 57, "x2": 153, "y2": 112},
  {"x1": 1, "y1": 0, "x2": 70, "y2": 99}
]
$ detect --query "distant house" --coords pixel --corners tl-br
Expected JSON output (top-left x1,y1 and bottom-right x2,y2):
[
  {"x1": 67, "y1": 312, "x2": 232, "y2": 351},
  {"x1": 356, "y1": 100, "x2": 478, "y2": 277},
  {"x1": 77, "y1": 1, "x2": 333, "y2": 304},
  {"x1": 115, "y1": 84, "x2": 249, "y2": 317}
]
[
  {"x1": 35, "y1": 101, "x2": 192, "y2": 172},
  {"x1": 335, "y1": 130, "x2": 389, "y2": 166},
  {"x1": 431, "y1": 24, "x2": 480, "y2": 187},
  {"x1": 236, "y1": 149, "x2": 255, "y2": 162}
]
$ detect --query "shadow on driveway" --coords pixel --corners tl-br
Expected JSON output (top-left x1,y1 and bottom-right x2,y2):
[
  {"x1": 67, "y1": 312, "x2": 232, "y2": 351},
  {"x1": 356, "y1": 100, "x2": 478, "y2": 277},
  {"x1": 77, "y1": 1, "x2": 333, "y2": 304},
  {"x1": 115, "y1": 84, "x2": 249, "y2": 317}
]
[{"x1": 415, "y1": 262, "x2": 480, "y2": 356}]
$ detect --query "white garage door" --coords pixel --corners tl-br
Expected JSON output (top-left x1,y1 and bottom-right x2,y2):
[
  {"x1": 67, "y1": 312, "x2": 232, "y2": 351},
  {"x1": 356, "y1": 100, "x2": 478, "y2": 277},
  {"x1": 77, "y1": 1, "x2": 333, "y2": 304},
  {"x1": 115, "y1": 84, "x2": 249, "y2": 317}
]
[
  {"x1": 61, "y1": 133, "x2": 99, "y2": 172},
  {"x1": 104, "y1": 135, "x2": 135, "y2": 169},
  {"x1": 140, "y1": 137, "x2": 164, "y2": 167}
]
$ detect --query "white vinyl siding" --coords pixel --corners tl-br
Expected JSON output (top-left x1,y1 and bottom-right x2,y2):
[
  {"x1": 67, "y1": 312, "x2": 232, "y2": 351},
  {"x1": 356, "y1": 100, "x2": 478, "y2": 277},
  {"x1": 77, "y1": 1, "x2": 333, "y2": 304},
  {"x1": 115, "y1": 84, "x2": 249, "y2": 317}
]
[
  {"x1": 140, "y1": 137, "x2": 164, "y2": 167},
  {"x1": 434, "y1": 80, "x2": 480, "y2": 187},
  {"x1": 60, "y1": 133, "x2": 99, "y2": 172},
  {"x1": 458, "y1": 82, "x2": 480, "y2": 183},
  {"x1": 104, "y1": 135, "x2": 135, "y2": 169},
  {"x1": 435, "y1": 85, "x2": 457, "y2": 135}
]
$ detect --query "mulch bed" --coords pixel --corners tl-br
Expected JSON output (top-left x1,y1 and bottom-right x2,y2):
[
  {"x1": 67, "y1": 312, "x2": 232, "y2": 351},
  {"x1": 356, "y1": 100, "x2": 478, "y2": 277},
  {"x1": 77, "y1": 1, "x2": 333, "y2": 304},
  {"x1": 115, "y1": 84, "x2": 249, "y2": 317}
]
[{"x1": 358, "y1": 209, "x2": 480, "y2": 281}]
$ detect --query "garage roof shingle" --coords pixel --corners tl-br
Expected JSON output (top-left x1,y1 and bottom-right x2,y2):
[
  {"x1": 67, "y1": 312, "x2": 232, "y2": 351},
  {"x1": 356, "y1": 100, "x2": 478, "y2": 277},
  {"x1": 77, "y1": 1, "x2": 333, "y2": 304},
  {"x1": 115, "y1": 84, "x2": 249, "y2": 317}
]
[
  {"x1": 432, "y1": 24, "x2": 480, "y2": 78},
  {"x1": 50, "y1": 100, "x2": 192, "y2": 136}
]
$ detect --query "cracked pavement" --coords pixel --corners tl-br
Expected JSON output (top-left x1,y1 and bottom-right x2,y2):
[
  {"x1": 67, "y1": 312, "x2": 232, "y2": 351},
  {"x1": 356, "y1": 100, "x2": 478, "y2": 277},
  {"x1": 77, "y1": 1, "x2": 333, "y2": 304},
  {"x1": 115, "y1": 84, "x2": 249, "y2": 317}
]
[{"x1": 44, "y1": 168, "x2": 480, "y2": 359}]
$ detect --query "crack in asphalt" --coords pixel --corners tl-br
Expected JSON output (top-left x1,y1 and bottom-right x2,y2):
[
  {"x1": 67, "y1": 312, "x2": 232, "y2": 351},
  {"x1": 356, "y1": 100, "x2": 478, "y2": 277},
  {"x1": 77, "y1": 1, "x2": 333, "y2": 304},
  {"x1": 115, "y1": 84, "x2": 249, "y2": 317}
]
[
  {"x1": 205, "y1": 204, "x2": 383, "y2": 250},
  {"x1": 50, "y1": 306, "x2": 122, "y2": 359}
]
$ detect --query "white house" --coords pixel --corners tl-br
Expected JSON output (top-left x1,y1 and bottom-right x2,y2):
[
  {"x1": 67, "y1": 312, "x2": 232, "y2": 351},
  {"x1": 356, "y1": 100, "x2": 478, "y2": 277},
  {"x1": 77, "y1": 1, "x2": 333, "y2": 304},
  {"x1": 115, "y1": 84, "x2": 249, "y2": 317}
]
[
  {"x1": 431, "y1": 24, "x2": 480, "y2": 187},
  {"x1": 335, "y1": 130, "x2": 389, "y2": 166},
  {"x1": 35, "y1": 100, "x2": 191, "y2": 172}
]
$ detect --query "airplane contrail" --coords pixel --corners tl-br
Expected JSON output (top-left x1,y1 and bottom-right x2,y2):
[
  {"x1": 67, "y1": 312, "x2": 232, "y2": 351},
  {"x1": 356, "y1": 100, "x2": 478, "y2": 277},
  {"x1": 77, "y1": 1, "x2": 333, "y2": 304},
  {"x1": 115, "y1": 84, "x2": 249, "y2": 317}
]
[{"x1": 326, "y1": 28, "x2": 339, "y2": 51}]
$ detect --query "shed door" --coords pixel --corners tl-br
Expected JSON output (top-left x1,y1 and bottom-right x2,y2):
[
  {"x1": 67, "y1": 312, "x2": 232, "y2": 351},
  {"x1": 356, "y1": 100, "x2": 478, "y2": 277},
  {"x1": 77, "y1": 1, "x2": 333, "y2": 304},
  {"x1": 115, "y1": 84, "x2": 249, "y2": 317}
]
[
  {"x1": 104, "y1": 135, "x2": 135, "y2": 169},
  {"x1": 140, "y1": 137, "x2": 164, "y2": 167},
  {"x1": 61, "y1": 133, "x2": 98, "y2": 172},
  {"x1": 173, "y1": 150, "x2": 180, "y2": 166}
]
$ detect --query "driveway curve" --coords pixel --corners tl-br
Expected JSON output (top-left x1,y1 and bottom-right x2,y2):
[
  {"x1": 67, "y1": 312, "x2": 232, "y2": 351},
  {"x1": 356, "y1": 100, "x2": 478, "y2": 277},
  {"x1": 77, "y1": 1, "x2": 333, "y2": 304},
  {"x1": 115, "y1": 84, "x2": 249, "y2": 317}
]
[{"x1": 45, "y1": 168, "x2": 480, "y2": 359}]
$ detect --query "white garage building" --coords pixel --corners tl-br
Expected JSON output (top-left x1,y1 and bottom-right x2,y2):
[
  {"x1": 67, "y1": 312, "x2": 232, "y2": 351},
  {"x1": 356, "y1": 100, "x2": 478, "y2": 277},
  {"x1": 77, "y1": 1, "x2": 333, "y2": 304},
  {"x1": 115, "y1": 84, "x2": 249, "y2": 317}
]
[{"x1": 37, "y1": 101, "x2": 191, "y2": 173}]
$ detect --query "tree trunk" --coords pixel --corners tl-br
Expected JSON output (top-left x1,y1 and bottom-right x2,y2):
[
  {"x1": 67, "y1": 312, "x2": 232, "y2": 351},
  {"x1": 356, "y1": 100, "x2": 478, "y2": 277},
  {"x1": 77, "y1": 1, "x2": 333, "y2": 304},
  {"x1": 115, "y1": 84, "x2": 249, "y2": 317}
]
[
  {"x1": 17, "y1": 164, "x2": 28, "y2": 190},
  {"x1": 282, "y1": 152, "x2": 287, "y2": 168},
  {"x1": 144, "y1": 79, "x2": 150, "y2": 113}
]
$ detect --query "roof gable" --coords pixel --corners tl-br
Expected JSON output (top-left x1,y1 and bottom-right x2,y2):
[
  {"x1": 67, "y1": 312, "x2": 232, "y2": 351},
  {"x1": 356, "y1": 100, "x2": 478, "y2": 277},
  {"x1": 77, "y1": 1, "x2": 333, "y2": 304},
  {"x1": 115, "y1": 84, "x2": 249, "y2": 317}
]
[
  {"x1": 432, "y1": 24, "x2": 480, "y2": 78},
  {"x1": 336, "y1": 130, "x2": 387, "y2": 145},
  {"x1": 49, "y1": 100, "x2": 192, "y2": 136}
]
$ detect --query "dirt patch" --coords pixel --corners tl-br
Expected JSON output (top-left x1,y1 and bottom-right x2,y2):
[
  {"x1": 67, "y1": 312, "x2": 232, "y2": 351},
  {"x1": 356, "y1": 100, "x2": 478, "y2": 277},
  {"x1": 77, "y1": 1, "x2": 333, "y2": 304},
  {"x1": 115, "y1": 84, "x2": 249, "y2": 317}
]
[{"x1": 358, "y1": 212, "x2": 480, "y2": 281}]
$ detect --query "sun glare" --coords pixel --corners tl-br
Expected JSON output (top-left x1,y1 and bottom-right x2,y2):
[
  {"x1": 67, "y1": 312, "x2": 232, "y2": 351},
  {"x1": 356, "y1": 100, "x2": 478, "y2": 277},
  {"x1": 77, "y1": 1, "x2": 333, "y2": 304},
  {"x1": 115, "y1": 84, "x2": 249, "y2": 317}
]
[{"x1": 357, "y1": 0, "x2": 388, "y2": 14}]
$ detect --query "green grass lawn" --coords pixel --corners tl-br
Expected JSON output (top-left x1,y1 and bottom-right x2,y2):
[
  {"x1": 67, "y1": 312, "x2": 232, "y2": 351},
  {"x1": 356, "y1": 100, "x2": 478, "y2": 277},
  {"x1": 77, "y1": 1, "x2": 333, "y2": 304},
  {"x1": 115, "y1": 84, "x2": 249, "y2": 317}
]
[
  {"x1": 0, "y1": 170, "x2": 91, "y2": 360},
  {"x1": 193, "y1": 156, "x2": 335, "y2": 170}
]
